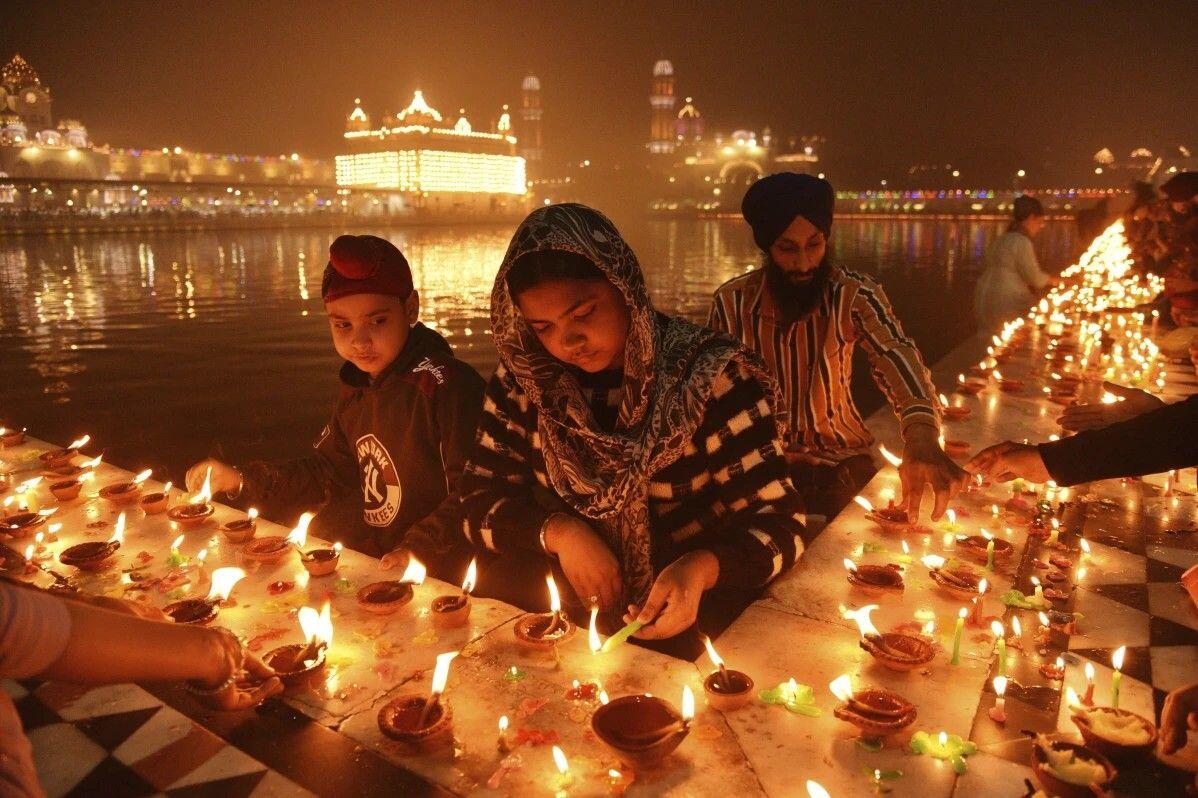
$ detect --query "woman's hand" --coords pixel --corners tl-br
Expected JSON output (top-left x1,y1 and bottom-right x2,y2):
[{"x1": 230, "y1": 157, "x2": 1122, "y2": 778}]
[
  {"x1": 185, "y1": 458, "x2": 241, "y2": 496},
  {"x1": 190, "y1": 629, "x2": 284, "y2": 711},
  {"x1": 544, "y1": 514, "x2": 622, "y2": 613},
  {"x1": 625, "y1": 551, "x2": 719, "y2": 641},
  {"x1": 1057, "y1": 381, "x2": 1164, "y2": 432},
  {"x1": 378, "y1": 546, "x2": 410, "y2": 572},
  {"x1": 1161, "y1": 681, "x2": 1198, "y2": 754}
]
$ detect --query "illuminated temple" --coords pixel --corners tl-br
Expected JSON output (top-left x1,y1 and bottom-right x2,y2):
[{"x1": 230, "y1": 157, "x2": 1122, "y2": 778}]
[{"x1": 335, "y1": 88, "x2": 531, "y2": 215}]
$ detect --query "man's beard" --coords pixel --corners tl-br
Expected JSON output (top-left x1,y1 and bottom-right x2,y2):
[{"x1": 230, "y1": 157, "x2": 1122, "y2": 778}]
[{"x1": 764, "y1": 252, "x2": 832, "y2": 325}]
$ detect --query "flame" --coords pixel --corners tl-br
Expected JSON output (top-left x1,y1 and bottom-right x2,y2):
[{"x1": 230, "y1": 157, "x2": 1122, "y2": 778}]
[
  {"x1": 1112, "y1": 645, "x2": 1126, "y2": 671},
  {"x1": 957, "y1": 373, "x2": 966, "y2": 384},
  {"x1": 461, "y1": 558, "x2": 478, "y2": 595},
  {"x1": 498, "y1": 715, "x2": 509, "y2": 733},
  {"x1": 978, "y1": 578, "x2": 988, "y2": 596},
  {"x1": 878, "y1": 444, "x2": 902, "y2": 468},
  {"x1": 843, "y1": 558, "x2": 858, "y2": 573},
  {"x1": 333, "y1": 542, "x2": 343, "y2": 554},
  {"x1": 588, "y1": 605, "x2": 602, "y2": 654},
  {"x1": 829, "y1": 673, "x2": 854, "y2": 702},
  {"x1": 400, "y1": 555, "x2": 426, "y2": 584},
  {"x1": 430, "y1": 650, "x2": 458, "y2": 696},
  {"x1": 921, "y1": 554, "x2": 946, "y2": 569},
  {"x1": 546, "y1": 575, "x2": 562, "y2": 614},
  {"x1": 1084, "y1": 661, "x2": 1095, "y2": 681},
  {"x1": 20, "y1": 477, "x2": 43, "y2": 492},
  {"x1": 1038, "y1": 611, "x2": 1049, "y2": 626},
  {"x1": 922, "y1": 619, "x2": 936, "y2": 636},
  {"x1": 131, "y1": 469, "x2": 152, "y2": 485},
  {"x1": 841, "y1": 604, "x2": 880, "y2": 638},
  {"x1": 285, "y1": 512, "x2": 314, "y2": 548},
  {"x1": 161, "y1": 480, "x2": 172, "y2": 494},
  {"x1": 990, "y1": 620, "x2": 1004, "y2": 638},
  {"x1": 1079, "y1": 538, "x2": 1091, "y2": 555},
  {"x1": 81, "y1": 454, "x2": 103, "y2": 469},
  {"x1": 853, "y1": 495, "x2": 874, "y2": 513},
  {"x1": 993, "y1": 675, "x2": 1008, "y2": 697},
  {"x1": 993, "y1": 370, "x2": 1004, "y2": 381},
  {"x1": 1011, "y1": 617, "x2": 1022, "y2": 637},
  {"x1": 1055, "y1": 656, "x2": 1064, "y2": 670},
  {"x1": 110, "y1": 512, "x2": 126, "y2": 545},
  {"x1": 901, "y1": 541, "x2": 910, "y2": 555},
  {"x1": 1030, "y1": 576, "x2": 1041, "y2": 588},
  {"x1": 980, "y1": 528, "x2": 993, "y2": 541},
  {"x1": 298, "y1": 600, "x2": 333, "y2": 649},
  {"x1": 247, "y1": 507, "x2": 258, "y2": 520},
  {"x1": 66, "y1": 434, "x2": 90, "y2": 451},
  {"x1": 34, "y1": 532, "x2": 44, "y2": 545},
  {"x1": 24, "y1": 544, "x2": 34, "y2": 561},
  {"x1": 552, "y1": 745, "x2": 569, "y2": 775},
  {"x1": 938, "y1": 731, "x2": 948, "y2": 746},
  {"x1": 598, "y1": 689, "x2": 609, "y2": 705},
  {"x1": 191, "y1": 466, "x2": 213, "y2": 504},
  {"x1": 938, "y1": 393, "x2": 949, "y2": 408},
  {"x1": 946, "y1": 509, "x2": 956, "y2": 525},
  {"x1": 681, "y1": 685, "x2": 695, "y2": 721},
  {"x1": 806, "y1": 782, "x2": 831, "y2": 798},
  {"x1": 703, "y1": 636, "x2": 725, "y2": 670},
  {"x1": 37, "y1": 508, "x2": 57, "y2": 518},
  {"x1": 195, "y1": 549, "x2": 207, "y2": 564},
  {"x1": 1065, "y1": 686, "x2": 1083, "y2": 709},
  {"x1": 207, "y1": 567, "x2": 245, "y2": 602},
  {"x1": 170, "y1": 534, "x2": 184, "y2": 552}
]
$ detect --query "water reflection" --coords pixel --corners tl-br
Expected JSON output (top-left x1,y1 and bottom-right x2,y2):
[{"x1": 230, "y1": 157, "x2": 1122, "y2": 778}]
[{"x1": 0, "y1": 218, "x2": 1074, "y2": 478}]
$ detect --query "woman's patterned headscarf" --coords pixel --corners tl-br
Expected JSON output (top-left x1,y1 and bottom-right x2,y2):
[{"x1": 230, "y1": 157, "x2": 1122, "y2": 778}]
[{"x1": 491, "y1": 204, "x2": 783, "y2": 605}]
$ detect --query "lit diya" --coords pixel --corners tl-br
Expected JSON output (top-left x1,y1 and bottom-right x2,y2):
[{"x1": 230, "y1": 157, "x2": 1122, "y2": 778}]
[
  {"x1": 591, "y1": 686, "x2": 694, "y2": 771},
  {"x1": 431, "y1": 558, "x2": 477, "y2": 629},
  {"x1": 139, "y1": 481, "x2": 172, "y2": 515},
  {"x1": 50, "y1": 475, "x2": 86, "y2": 502},
  {"x1": 163, "y1": 567, "x2": 245, "y2": 625},
  {"x1": 0, "y1": 427, "x2": 27, "y2": 446},
  {"x1": 1030, "y1": 736, "x2": 1116, "y2": 798},
  {"x1": 513, "y1": 575, "x2": 576, "y2": 651},
  {"x1": 43, "y1": 454, "x2": 102, "y2": 480},
  {"x1": 356, "y1": 557, "x2": 425, "y2": 615},
  {"x1": 702, "y1": 637, "x2": 753, "y2": 711},
  {"x1": 993, "y1": 371, "x2": 1023, "y2": 392},
  {"x1": 301, "y1": 543, "x2": 342, "y2": 577},
  {"x1": 243, "y1": 511, "x2": 312, "y2": 565},
  {"x1": 956, "y1": 375, "x2": 987, "y2": 395},
  {"x1": 219, "y1": 508, "x2": 258, "y2": 542},
  {"x1": 99, "y1": 468, "x2": 153, "y2": 506},
  {"x1": 38, "y1": 434, "x2": 90, "y2": 470},
  {"x1": 939, "y1": 393, "x2": 971, "y2": 420},
  {"x1": 1070, "y1": 704, "x2": 1158, "y2": 763},
  {"x1": 844, "y1": 559, "x2": 904, "y2": 597},
  {"x1": 829, "y1": 673, "x2": 916, "y2": 740},
  {"x1": 167, "y1": 466, "x2": 214, "y2": 527},
  {"x1": 60, "y1": 512, "x2": 124, "y2": 571},
  {"x1": 378, "y1": 651, "x2": 458, "y2": 753},
  {"x1": 0, "y1": 509, "x2": 53, "y2": 538},
  {"x1": 924, "y1": 556, "x2": 984, "y2": 601},
  {"x1": 855, "y1": 496, "x2": 912, "y2": 535},
  {"x1": 843, "y1": 604, "x2": 934, "y2": 672},
  {"x1": 1049, "y1": 388, "x2": 1078, "y2": 406},
  {"x1": 958, "y1": 534, "x2": 1012, "y2": 565},
  {"x1": 264, "y1": 600, "x2": 331, "y2": 690}
]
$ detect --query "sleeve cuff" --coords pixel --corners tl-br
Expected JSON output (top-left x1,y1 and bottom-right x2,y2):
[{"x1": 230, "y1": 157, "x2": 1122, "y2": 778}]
[
  {"x1": 900, "y1": 405, "x2": 941, "y2": 437},
  {"x1": 483, "y1": 497, "x2": 552, "y2": 554}
]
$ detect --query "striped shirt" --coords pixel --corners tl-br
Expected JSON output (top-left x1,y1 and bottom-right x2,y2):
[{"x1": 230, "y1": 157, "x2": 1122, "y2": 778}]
[
  {"x1": 460, "y1": 360, "x2": 807, "y2": 591},
  {"x1": 707, "y1": 267, "x2": 940, "y2": 464}
]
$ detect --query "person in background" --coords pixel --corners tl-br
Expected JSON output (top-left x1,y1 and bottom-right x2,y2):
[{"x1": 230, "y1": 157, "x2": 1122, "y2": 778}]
[
  {"x1": 185, "y1": 235, "x2": 484, "y2": 581},
  {"x1": 974, "y1": 194, "x2": 1054, "y2": 331},
  {"x1": 708, "y1": 173, "x2": 964, "y2": 522},
  {"x1": 1, "y1": 581, "x2": 281, "y2": 797}
]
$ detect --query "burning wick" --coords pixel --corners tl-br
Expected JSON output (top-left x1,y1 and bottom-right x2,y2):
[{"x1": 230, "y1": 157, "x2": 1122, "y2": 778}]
[
  {"x1": 704, "y1": 636, "x2": 731, "y2": 691},
  {"x1": 552, "y1": 745, "x2": 573, "y2": 790},
  {"x1": 292, "y1": 600, "x2": 333, "y2": 670},
  {"x1": 205, "y1": 567, "x2": 245, "y2": 606},
  {"x1": 418, "y1": 650, "x2": 458, "y2": 729},
  {"x1": 543, "y1": 575, "x2": 567, "y2": 637},
  {"x1": 988, "y1": 676, "x2": 1008, "y2": 723},
  {"x1": 990, "y1": 620, "x2": 1007, "y2": 678},
  {"x1": 950, "y1": 607, "x2": 967, "y2": 666},
  {"x1": 806, "y1": 781, "x2": 831, "y2": 798},
  {"x1": 399, "y1": 555, "x2": 427, "y2": 585},
  {"x1": 497, "y1": 714, "x2": 510, "y2": 753},
  {"x1": 1083, "y1": 662, "x2": 1096, "y2": 706},
  {"x1": 588, "y1": 605, "x2": 602, "y2": 655},
  {"x1": 1111, "y1": 645, "x2": 1126, "y2": 709},
  {"x1": 286, "y1": 511, "x2": 315, "y2": 550}
]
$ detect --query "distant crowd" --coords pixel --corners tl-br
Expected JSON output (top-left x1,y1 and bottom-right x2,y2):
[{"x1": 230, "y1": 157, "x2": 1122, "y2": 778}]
[{"x1": 1125, "y1": 171, "x2": 1198, "y2": 328}]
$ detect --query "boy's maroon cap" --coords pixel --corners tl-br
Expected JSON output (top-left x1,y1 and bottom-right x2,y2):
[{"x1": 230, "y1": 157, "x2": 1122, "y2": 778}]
[{"x1": 321, "y1": 234, "x2": 413, "y2": 302}]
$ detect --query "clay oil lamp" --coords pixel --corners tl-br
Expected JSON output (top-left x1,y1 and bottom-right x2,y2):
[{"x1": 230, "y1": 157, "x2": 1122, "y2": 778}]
[
  {"x1": 5, "y1": 476, "x2": 45, "y2": 515},
  {"x1": 99, "y1": 468, "x2": 153, "y2": 507},
  {"x1": 701, "y1": 636, "x2": 753, "y2": 712},
  {"x1": 591, "y1": 685, "x2": 694, "y2": 771},
  {"x1": 844, "y1": 558, "x2": 904, "y2": 597},
  {"x1": 138, "y1": 481, "x2": 172, "y2": 515},
  {"x1": 378, "y1": 650, "x2": 458, "y2": 753},
  {"x1": 514, "y1": 575, "x2": 576, "y2": 652},
  {"x1": 60, "y1": 511, "x2": 125, "y2": 571},
  {"x1": 992, "y1": 370, "x2": 1023, "y2": 393},
  {"x1": 1070, "y1": 702, "x2": 1158, "y2": 764},
  {"x1": 843, "y1": 604, "x2": 934, "y2": 672},
  {"x1": 163, "y1": 566, "x2": 246, "y2": 625},
  {"x1": 39, "y1": 434, "x2": 91, "y2": 470},
  {"x1": 1, "y1": 507, "x2": 55, "y2": 538},
  {"x1": 829, "y1": 673, "x2": 916, "y2": 741},
  {"x1": 300, "y1": 542, "x2": 342, "y2": 577},
  {"x1": 219, "y1": 507, "x2": 258, "y2": 542},
  {"x1": 854, "y1": 496, "x2": 911, "y2": 535},
  {"x1": 939, "y1": 393, "x2": 971, "y2": 421},
  {"x1": 45, "y1": 454, "x2": 103, "y2": 482},
  {"x1": 924, "y1": 555, "x2": 984, "y2": 601},
  {"x1": 50, "y1": 470, "x2": 95, "y2": 502},
  {"x1": 1030, "y1": 735, "x2": 1116, "y2": 798},
  {"x1": 431, "y1": 557, "x2": 477, "y2": 629},
  {"x1": 244, "y1": 510, "x2": 311, "y2": 565},
  {"x1": 357, "y1": 556, "x2": 425, "y2": 615},
  {"x1": 958, "y1": 532, "x2": 1012, "y2": 566},
  {"x1": 0, "y1": 427, "x2": 27, "y2": 447},
  {"x1": 956, "y1": 374, "x2": 987, "y2": 395},
  {"x1": 943, "y1": 439, "x2": 971, "y2": 458},
  {"x1": 167, "y1": 466, "x2": 214, "y2": 528},
  {"x1": 265, "y1": 600, "x2": 332, "y2": 691}
]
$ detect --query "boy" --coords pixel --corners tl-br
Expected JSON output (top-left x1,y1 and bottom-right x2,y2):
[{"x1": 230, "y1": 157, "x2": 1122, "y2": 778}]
[{"x1": 186, "y1": 235, "x2": 484, "y2": 576}]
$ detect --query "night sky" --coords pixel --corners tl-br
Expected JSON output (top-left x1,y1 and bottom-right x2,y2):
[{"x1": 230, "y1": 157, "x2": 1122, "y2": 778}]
[{"x1": 3, "y1": 1, "x2": 1196, "y2": 185}]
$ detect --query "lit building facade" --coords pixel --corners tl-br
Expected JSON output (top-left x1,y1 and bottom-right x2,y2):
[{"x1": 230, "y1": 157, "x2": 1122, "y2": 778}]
[
  {"x1": 518, "y1": 74, "x2": 544, "y2": 179},
  {"x1": 335, "y1": 89, "x2": 528, "y2": 215}
]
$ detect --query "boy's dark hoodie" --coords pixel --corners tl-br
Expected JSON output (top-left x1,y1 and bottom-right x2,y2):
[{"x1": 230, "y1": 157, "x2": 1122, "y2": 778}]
[{"x1": 239, "y1": 322, "x2": 484, "y2": 570}]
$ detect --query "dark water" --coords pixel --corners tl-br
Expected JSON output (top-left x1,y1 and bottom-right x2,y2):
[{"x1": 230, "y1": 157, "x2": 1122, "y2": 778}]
[{"x1": 0, "y1": 218, "x2": 1076, "y2": 481}]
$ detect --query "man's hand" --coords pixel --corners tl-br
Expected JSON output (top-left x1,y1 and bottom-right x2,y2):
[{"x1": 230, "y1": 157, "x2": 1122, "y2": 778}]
[
  {"x1": 1058, "y1": 381, "x2": 1164, "y2": 432},
  {"x1": 625, "y1": 551, "x2": 719, "y2": 641},
  {"x1": 544, "y1": 514, "x2": 622, "y2": 613},
  {"x1": 1161, "y1": 681, "x2": 1198, "y2": 755},
  {"x1": 965, "y1": 441, "x2": 1052, "y2": 483},
  {"x1": 378, "y1": 546, "x2": 410, "y2": 572},
  {"x1": 900, "y1": 425, "x2": 968, "y2": 521},
  {"x1": 185, "y1": 459, "x2": 241, "y2": 496}
]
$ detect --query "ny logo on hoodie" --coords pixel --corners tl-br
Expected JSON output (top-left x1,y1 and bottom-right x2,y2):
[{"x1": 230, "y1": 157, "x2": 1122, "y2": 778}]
[{"x1": 355, "y1": 433, "x2": 402, "y2": 526}]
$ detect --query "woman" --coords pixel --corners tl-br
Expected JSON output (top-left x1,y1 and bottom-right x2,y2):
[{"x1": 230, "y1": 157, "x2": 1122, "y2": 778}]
[
  {"x1": 461, "y1": 204, "x2": 805, "y2": 658},
  {"x1": 973, "y1": 195, "x2": 1053, "y2": 330}
]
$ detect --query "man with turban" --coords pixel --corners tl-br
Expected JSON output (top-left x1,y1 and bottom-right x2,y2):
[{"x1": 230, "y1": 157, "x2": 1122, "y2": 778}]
[{"x1": 708, "y1": 173, "x2": 965, "y2": 522}]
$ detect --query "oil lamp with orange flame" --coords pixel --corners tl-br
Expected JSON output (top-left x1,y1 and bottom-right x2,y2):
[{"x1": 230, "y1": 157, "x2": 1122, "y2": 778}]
[
  {"x1": 830, "y1": 672, "x2": 917, "y2": 740},
  {"x1": 431, "y1": 558, "x2": 477, "y2": 628},
  {"x1": 60, "y1": 511, "x2": 124, "y2": 570},
  {"x1": 378, "y1": 650, "x2": 458, "y2": 752},
  {"x1": 243, "y1": 510, "x2": 309, "y2": 564},
  {"x1": 844, "y1": 557, "x2": 904, "y2": 596},
  {"x1": 591, "y1": 685, "x2": 694, "y2": 771},
  {"x1": 99, "y1": 468, "x2": 153, "y2": 506},
  {"x1": 356, "y1": 556, "x2": 425, "y2": 615},
  {"x1": 168, "y1": 466, "x2": 214, "y2": 527},
  {"x1": 220, "y1": 507, "x2": 258, "y2": 543},
  {"x1": 701, "y1": 636, "x2": 753, "y2": 711},
  {"x1": 164, "y1": 566, "x2": 246, "y2": 625},
  {"x1": 40, "y1": 434, "x2": 91, "y2": 470},
  {"x1": 139, "y1": 480, "x2": 172, "y2": 514},
  {"x1": 514, "y1": 575, "x2": 576, "y2": 651},
  {"x1": 843, "y1": 604, "x2": 934, "y2": 672},
  {"x1": 265, "y1": 600, "x2": 332, "y2": 689}
]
